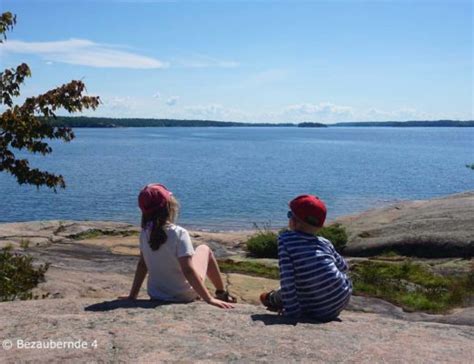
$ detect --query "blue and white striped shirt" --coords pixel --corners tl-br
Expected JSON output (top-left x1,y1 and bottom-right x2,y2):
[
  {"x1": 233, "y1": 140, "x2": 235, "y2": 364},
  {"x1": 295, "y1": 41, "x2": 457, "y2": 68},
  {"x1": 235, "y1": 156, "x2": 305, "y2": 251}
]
[{"x1": 278, "y1": 230, "x2": 352, "y2": 320}]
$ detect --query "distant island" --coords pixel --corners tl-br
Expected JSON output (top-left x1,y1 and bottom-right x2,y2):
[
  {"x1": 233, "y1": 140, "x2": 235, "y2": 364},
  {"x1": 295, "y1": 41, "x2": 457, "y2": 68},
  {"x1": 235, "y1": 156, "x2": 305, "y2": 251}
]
[
  {"x1": 48, "y1": 117, "x2": 295, "y2": 128},
  {"x1": 48, "y1": 116, "x2": 474, "y2": 128},
  {"x1": 332, "y1": 120, "x2": 474, "y2": 127},
  {"x1": 298, "y1": 122, "x2": 327, "y2": 128}
]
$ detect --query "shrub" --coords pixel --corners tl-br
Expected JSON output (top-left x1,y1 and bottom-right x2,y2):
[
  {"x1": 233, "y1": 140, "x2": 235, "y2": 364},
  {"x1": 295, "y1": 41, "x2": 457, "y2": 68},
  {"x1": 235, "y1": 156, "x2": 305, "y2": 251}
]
[
  {"x1": 246, "y1": 226, "x2": 278, "y2": 258},
  {"x1": 0, "y1": 246, "x2": 49, "y2": 301},
  {"x1": 245, "y1": 222, "x2": 348, "y2": 258},
  {"x1": 318, "y1": 223, "x2": 348, "y2": 253}
]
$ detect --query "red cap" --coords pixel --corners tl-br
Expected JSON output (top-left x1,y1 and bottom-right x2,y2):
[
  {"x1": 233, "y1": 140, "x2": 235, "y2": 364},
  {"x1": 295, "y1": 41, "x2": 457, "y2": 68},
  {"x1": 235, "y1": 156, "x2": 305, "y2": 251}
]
[
  {"x1": 138, "y1": 184, "x2": 173, "y2": 215},
  {"x1": 289, "y1": 195, "x2": 327, "y2": 227}
]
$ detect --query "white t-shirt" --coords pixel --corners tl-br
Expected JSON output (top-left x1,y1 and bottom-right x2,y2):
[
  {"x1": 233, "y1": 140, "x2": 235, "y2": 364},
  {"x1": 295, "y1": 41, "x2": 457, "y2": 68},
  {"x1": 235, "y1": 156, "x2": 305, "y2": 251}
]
[{"x1": 140, "y1": 223, "x2": 198, "y2": 302}]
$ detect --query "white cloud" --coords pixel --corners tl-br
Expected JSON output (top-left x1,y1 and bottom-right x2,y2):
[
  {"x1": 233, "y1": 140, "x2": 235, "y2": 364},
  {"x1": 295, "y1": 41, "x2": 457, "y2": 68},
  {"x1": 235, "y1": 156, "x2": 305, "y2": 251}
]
[
  {"x1": 272, "y1": 102, "x2": 355, "y2": 122},
  {"x1": 184, "y1": 104, "x2": 249, "y2": 121},
  {"x1": 3, "y1": 38, "x2": 168, "y2": 69},
  {"x1": 75, "y1": 95, "x2": 462, "y2": 124},
  {"x1": 152, "y1": 91, "x2": 161, "y2": 99},
  {"x1": 361, "y1": 107, "x2": 430, "y2": 121},
  {"x1": 3, "y1": 39, "x2": 239, "y2": 70},
  {"x1": 97, "y1": 96, "x2": 140, "y2": 116},
  {"x1": 260, "y1": 103, "x2": 438, "y2": 123},
  {"x1": 166, "y1": 96, "x2": 179, "y2": 106},
  {"x1": 75, "y1": 96, "x2": 142, "y2": 118}
]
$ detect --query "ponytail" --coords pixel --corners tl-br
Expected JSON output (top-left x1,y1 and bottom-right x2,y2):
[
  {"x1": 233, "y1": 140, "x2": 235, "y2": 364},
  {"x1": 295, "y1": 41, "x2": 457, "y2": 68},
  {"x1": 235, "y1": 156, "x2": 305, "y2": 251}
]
[{"x1": 141, "y1": 196, "x2": 180, "y2": 251}]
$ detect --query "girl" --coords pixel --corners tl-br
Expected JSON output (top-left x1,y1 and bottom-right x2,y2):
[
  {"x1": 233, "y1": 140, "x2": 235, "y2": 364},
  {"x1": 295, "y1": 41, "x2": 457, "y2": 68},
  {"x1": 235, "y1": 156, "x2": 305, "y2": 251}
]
[{"x1": 121, "y1": 183, "x2": 235, "y2": 309}]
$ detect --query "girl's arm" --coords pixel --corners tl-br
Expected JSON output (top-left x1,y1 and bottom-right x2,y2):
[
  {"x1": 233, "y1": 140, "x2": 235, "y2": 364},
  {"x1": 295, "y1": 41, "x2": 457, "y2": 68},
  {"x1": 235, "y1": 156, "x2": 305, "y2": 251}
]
[
  {"x1": 121, "y1": 252, "x2": 147, "y2": 300},
  {"x1": 178, "y1": 256, "x2": 234, "y2": 309}
]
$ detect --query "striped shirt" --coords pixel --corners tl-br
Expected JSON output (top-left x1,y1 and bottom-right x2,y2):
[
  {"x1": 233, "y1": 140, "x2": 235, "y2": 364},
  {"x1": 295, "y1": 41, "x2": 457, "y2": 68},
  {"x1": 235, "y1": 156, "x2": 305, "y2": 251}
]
[{"x1": 278, "y1": 230, "x2": 352, "y2": 320}]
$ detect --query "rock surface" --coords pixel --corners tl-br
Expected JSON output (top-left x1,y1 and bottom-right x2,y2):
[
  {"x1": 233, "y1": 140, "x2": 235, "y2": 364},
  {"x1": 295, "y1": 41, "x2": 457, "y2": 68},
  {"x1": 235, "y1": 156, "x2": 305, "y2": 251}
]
[
  {"x1": 1, "y1": 298, "x2": 473, "y2": 363},
  {"x1": 335, "y1": 191, "x2": 474, "y2": 257},
  {"x1": 1, "y1": 205, "x2": 473, "y2": 362}
]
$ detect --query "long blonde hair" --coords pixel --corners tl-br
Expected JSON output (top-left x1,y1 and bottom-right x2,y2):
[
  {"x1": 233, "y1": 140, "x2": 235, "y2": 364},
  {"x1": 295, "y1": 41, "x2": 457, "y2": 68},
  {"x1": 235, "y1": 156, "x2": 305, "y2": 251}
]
[{"x1": 141, "y1": 195, "x2": 180, "y2": 251}]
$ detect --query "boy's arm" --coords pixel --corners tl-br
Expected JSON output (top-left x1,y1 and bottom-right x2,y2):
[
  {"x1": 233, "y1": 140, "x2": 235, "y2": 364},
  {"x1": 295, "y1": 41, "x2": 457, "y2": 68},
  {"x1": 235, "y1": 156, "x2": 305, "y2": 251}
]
[
  {"x1": 333, "y1": 249, "x2": 349, "y2": 273},
  {"x1": 321, "y1": 237, "x2": 349, "y2": 273},
  {"x1": 278, "y1": 241, "x2": 301, "y2": 317},
  {"x1": 121, "y1": 252, "x2": 147, "y2": 299},
  {"x1": 334, "y1": 250, "x2": 349, "y2": 273}
]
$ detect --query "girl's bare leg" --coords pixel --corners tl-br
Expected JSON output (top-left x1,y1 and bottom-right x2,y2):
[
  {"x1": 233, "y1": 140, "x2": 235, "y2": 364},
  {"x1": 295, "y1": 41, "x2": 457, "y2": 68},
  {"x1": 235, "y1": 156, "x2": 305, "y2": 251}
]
[{"x1": 192, "y1": 244, "x2": 225, "y2": 291}]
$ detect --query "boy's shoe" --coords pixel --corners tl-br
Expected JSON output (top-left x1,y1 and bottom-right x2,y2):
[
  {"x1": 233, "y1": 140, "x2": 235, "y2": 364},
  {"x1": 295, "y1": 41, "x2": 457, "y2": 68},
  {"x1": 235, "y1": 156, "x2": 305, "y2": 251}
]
[
  {"x1": 215, "y1": 289, "x2": 237, "y2": 303},
  {"x1": 260, "y1": 290, "x2": 282, "y2": 312}
]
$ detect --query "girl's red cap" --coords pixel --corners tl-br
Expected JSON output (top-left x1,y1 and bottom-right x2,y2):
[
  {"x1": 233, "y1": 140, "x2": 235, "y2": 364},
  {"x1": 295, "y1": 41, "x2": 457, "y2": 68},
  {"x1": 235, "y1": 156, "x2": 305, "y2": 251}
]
[
  {"x1": 289, "y1": 195, "x2": 327, "y2": 227},
  {"x1": 138, "y1": 184, "x2": 173, "y2": 215}
]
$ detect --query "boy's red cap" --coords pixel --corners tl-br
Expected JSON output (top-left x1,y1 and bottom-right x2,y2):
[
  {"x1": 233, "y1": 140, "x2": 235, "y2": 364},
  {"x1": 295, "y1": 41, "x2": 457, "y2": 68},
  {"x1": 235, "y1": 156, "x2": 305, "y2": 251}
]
[
  {"x1": 138, "y1": 184, "x2": 173, "y2": 215},
  {"x1": 289, "y1": 195, "x2": 327, "y2": 227}
]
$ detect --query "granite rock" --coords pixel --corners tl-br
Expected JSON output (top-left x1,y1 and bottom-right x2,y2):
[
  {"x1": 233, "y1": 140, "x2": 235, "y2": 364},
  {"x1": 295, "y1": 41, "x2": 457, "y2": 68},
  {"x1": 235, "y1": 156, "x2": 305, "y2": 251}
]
[{"x1": 335, "y1": 192, "x2": 474, "y2": 257}]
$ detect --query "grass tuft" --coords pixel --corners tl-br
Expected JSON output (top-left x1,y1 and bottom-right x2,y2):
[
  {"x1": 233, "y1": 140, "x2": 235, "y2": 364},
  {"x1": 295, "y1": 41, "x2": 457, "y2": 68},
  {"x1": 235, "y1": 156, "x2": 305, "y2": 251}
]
[
  {"x1": 217, "y1": 259, "x2": 279, "y2": 280},
  {"x1": 351, "y1": 260, "x2": 474, "y2": 313},
  {"x1": 69, "y1": 229, "x2": 138, "y2": 240},
  {"x1": 19, "y1": 239, "x2": 30, "y2": 249}
]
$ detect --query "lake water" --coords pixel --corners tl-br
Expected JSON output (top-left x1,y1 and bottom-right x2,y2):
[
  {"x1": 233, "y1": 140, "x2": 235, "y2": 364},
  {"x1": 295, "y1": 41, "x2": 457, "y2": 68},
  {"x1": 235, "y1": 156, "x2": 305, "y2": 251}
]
[{"x1": 1, "y1": 127, "x2": 473, "y2": 230}]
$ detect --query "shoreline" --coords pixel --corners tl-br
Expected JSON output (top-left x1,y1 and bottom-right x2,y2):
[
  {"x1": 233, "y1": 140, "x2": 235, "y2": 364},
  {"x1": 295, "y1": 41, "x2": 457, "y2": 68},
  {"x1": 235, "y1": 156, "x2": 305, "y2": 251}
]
[
  {"x1": 2, "y1": 190, "x2": 472, "y2": 234},
  {"x1": 1, "y1": 190, "x2": 473, "y2": 259},
  {"x1": 50, "y1": 116, "x2": 474, "y2": 128}
]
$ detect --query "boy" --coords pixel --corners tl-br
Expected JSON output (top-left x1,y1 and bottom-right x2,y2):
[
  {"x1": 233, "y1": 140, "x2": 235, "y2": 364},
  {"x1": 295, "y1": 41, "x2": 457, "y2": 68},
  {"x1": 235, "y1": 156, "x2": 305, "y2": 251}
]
[{"x1": 260, "y1": 195, "x2": 352, "y2": 321}]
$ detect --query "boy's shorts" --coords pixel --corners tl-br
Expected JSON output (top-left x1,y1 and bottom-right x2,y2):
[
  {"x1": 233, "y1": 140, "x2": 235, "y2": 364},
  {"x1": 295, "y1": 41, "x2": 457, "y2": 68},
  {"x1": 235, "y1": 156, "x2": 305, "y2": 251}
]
[{"x1": 261, "y1": 287, "x2": 351, "y2": 320}]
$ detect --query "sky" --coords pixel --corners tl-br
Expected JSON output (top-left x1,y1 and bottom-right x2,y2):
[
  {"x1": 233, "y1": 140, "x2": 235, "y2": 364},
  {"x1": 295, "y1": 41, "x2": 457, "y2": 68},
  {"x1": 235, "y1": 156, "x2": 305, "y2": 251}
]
[{"x1": 1, "y1": 0, "x2": 472, "y2": 123}]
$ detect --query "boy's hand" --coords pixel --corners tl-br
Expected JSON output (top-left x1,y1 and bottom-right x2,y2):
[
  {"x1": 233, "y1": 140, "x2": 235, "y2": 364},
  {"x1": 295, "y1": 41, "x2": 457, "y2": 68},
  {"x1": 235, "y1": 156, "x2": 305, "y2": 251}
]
[{"x1": 207, "y1": 297, "x2": 235, "y2": 309}]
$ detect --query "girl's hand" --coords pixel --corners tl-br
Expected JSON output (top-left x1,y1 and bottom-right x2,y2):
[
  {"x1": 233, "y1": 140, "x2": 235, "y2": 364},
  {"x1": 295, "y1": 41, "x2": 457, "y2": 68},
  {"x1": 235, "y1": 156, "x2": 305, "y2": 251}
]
[{"x1": 207, "y1": 297, "x2": 235, "y2": 309}]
